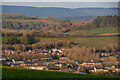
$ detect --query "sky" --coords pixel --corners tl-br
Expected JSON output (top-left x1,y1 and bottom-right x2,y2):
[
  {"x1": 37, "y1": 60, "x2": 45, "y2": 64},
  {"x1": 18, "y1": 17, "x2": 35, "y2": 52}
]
[
  {"x1": 1, "y1": 0, "x2": 120, "y2": 2},
  {"x1": 2, "y1": 2, "x2": 119, "y2": 8},
  {"x1": 1, "y1": 0, "x2": 120, "y2": 8}
]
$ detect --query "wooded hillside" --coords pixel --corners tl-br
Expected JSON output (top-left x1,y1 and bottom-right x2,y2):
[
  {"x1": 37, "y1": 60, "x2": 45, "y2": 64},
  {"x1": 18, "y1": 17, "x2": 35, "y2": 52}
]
[{"x1": 2, "y1": 14, "x2": 119, "y2": 34}]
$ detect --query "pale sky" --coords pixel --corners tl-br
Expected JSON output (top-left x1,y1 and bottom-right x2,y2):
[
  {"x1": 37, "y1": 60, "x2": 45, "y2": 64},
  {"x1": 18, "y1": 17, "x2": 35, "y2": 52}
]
[
  {"x1": 1, "y1": 0, "x2": 120, "y2": 9},
  {"x1": 1, "y1": 0, "x2": 120, "y2": 2},
  {"x1": 2, "y1": 2, "x2": 119, "y2": 8}
]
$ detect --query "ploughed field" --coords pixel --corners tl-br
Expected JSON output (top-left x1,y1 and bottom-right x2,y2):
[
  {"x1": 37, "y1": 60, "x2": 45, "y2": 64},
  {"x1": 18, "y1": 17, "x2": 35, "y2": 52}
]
[{"x1": 2, "y1": 66, "x2": 119, "y2": 79}]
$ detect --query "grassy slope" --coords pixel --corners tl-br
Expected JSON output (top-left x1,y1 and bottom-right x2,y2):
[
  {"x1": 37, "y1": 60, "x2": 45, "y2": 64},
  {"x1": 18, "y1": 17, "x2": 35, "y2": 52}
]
[
  {"x1": 2, "y1": 27, "x2": 119, "y2": 49},
  {"x1": 2, "y1": 66, "x2": 119, "y2": 78},
  {"x1": 34, "y1": 36, "x2": 118, "y2": 49},
  {"x1": 2, "y1": 36, "x2": 118, "y2": 49},
  {"x1": 2, "y1": 28, "x2": 119, "y2": 49},
  {"x1": 65, "y1": 27, "x2": 119, "y2": 36}
]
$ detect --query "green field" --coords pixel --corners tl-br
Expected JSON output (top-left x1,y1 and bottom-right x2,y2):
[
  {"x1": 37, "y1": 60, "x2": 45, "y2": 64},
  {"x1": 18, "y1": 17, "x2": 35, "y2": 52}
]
[
  {"x1": 2, "y1": 66, "x2": 119, "y2": 79},
  {"x1": 3, "y1": 26, "x2": 119, "y2": 36},
  {"x1": 65, "y1": 27, "x2": 119, "y2": 36},
  {"x1": 3, "y1": 36, "x2": 118, "y2": 50},
  {"x1": 2, "y1": 28, "x2": 119, "y2": 49},
  {"x1": 34, "y1": 36, "x2": 119, "y2": 49}
]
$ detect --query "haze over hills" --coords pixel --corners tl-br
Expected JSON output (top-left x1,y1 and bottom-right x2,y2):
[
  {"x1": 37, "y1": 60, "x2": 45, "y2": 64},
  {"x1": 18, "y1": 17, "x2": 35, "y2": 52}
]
[{"x1": 2, "y1": 5, "x2": 118, "y2": 20}]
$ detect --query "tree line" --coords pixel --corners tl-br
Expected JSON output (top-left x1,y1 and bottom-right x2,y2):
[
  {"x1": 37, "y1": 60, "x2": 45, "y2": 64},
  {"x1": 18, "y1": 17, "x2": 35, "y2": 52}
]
[
  {"x1": 2, "y1": 31, "x2": 75, "y2": 50},
  {"x1": 2, "y1": 14, "x2": 119, "y2": 34},
  {"x1": 2, "y1": 13, "x2": 39, "y2": 20},
  {"x1": 2, "y1": 34, "x2": 37, "y2": 45},
  {"x1": 2, "y1": 40, "x2": 74, "y2": 51},
  {"x1": 63, "y1": 44, "x2": 119, "y2": 62}
]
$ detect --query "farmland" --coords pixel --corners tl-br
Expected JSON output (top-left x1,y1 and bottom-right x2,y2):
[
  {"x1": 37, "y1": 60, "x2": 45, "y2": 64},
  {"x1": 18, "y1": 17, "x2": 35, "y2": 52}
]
[
  {"x1": 34, "y1": 36, "x2": 119, "y2": 49},
  {"x1": 2, "y1": 27, "x2": 119, "y2": 49},
  {"x1": 65, "y1": 27, "x2": 119, "y2": 36},
  {"x1": 1, "y1": 10, "x2": 120, "y2": 80}
]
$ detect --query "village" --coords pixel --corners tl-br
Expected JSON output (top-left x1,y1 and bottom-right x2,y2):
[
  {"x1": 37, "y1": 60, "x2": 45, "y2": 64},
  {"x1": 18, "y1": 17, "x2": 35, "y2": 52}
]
[{"x1": 1, "y1": 48, "x2": 120, "y2": 76}]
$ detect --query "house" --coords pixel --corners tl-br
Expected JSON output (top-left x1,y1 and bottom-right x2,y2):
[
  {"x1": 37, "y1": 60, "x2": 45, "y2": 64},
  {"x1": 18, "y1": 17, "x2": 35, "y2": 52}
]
[
  {"x1": 63, "y1": 69, "x2": 72, "y2": 72},
  {"x1": 10, "y1": 60, "x2": 24, "y2": 67},
  {"x1": 31, "y1": 59, "x2": 39, "y2": 61},
  {"x1": 58, "y1": 49, "x2": 63, "y2": 53},
  {"x1": 87, "y1": 67, "x2": 108, "y2": 73},
  {"x1": 5, "y1": 59, "x2": 23, "y2": 67},
  {"x1": 5, "y1": 50, "x2": 11, "y2": 54},
  {"x1": 105, "y1": 65, "x2": 119, "y2": 73},
  {"x1": 28, "y1": 66, "x2": 48, "y2": 70},
  {"x1": 48, "y1": 64, "x2": 54, "y2": 68},
  {"x1": 44, "y1": 53, "x2": 48, "y2": 55},
  {"x1": 23, "y1": 59, "x2": 39, "y2": 67},
  {"x1": 28, "y1": 50, "x2": 32, "y2": 53},
  {"x1": 101, "y1": 53, "x2": 108, "y2": 57},
  {"x1": 54, "y1": 62, "x2": 62, "y2": 67},
  {"x1": 59, "y1": 57, "x2": 69, "y2": 60},
  {"x1": 103, "y1": 68, "x2": 109, "y2": 72},
  {"x1": 24, "y1": 61, "x2": 38, "y2": 67},
  {"x1": 115, "y1": 66, "x2": 120, "y2": 72},
  {"x1": 6, "y1": 59, "x2": 14, "y2": 65},
  {"x1": 14, "y1": 59, "x2": 24, "y2": 64},
  {"x1": 43, "y1": 60, "x2": 54, "y2": 66},
  {"x1": 0, "y1": 58, "x2": 6, "y2": 61},
  {"x1": 61, "y1": 48, "x2": 65, "y2": 51},
  {"x1": 1, "y1": 58, "x2": 7, "y2": 66},
  {"x1": 82, "y1": 60, "x2": 103, "y2": 68},
  {"x1": 37, "y1": 66, "x2": 48, "y2": 70},
  {"x1": 67, "y1": 64, "x2": 73, "y2": 68},
  {"x1": 105, "y1": 65, "x2": 116, "y2": 70},
  {"x1": 43, "y1": 49, "x2": 48, "y2": 52},
  {"x1": 48, "y1": 50, "x2": 52, "y2": 54},
  {"x1": 50, "y1": 66, "x2": 61, "y2": 70},
  {"x1": 16, "y1": 50, "x2": 22, "y2": 53},
  {"x1": 10, "y1": 63, "x2": 20, "y2": 67},
  {"x1": 42, "y1": 58, "x2": 53, "y2": 61},
  {"x1": 56, "y1": 53, "x2": 60, "y2": 56},
  {"x1": 20, "y1": 63, "x2": 26, "y2": 66},
  {"x1": 52, "y1": 48, "x2": 58, "y2": 52},
  {"x1": 11, "y1": 50, "x2": 15, "y2": 54}
]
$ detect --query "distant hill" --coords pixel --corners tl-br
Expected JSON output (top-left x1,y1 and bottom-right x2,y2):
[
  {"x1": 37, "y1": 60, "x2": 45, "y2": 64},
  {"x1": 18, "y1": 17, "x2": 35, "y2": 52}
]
[
  {"x1": 2, "y1": 14, "x2": 119, "y2": 34},
  {"x1": 2, "y1": 5, "x2": 118, "y2": 21}
]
